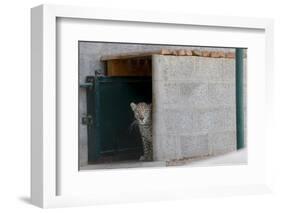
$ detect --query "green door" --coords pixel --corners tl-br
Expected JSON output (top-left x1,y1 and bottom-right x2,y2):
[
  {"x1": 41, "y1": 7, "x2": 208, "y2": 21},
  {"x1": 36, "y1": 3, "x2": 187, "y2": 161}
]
[{"x1": 86, "y1": 76, "x2": 152, "y2": 163}]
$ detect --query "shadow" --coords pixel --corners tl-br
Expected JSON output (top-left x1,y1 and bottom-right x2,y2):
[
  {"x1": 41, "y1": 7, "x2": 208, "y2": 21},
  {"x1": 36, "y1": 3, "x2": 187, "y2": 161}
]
[{"x1": 18, "y1": 196, "x2": 31, "y2": 205}]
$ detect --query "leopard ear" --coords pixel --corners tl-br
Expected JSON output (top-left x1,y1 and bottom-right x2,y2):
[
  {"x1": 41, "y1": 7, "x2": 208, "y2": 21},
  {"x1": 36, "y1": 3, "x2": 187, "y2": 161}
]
[{"x1": 130, "y1": 102, "x2": 136, "y2": 111}]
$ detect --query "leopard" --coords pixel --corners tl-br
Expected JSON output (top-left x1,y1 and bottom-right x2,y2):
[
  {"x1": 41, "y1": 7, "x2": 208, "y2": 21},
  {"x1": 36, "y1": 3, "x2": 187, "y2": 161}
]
[{"x1": 130, "y1": 102, "x2": 153, "y2": 161}]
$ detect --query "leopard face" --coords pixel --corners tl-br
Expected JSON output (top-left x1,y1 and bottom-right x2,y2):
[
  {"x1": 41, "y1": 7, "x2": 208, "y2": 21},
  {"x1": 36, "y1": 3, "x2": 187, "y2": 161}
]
[{"x1": 130, "y1": 102, "x2": 152, "y2": 125}]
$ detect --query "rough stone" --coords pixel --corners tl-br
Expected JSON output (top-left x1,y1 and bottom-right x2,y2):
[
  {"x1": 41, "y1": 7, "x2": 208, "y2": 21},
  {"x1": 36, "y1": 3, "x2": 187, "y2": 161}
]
[
  {"x1": 172, "y1": 50, "x2": 178, "y2": 55},
  {"x1": 177, "y1": 49, "x2": 186, "y2": 56},
  {"x1": 161, "y1": 49, "x2": 172, "y2": 55},
  {"x1": 210, "y1": 51, "x2": 225, "y2": 58},
  {"x1": 226, "y1": 52, "x2": 235, "y2": 58},
  {"x1": 185, "y1": 50, "x2": 193, "y2": 56},
  {"x1": 192, "y1": 50, "x2": 202, "y2": 56},
  {"x1": 202, "y1": 51, "x2": 211, "y2": 57}
]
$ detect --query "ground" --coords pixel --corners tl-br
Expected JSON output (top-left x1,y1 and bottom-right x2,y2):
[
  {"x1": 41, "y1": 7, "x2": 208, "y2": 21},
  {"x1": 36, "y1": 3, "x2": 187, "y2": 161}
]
[{"x1": 80, "y1": 148, "x2": 247, "y2": 170}]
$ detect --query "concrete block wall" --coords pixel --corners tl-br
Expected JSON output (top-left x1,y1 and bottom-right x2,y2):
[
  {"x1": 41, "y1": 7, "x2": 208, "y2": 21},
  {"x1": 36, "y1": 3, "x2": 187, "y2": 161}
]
[{"x1": 152, "y1": 55, "x2": 246, "y2": 161}]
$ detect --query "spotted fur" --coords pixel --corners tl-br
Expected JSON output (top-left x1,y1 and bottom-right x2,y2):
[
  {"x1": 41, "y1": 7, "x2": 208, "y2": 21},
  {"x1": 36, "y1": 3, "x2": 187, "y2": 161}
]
[{"x1": 130, "y1": 102, "x2": 153, "y2": 161}]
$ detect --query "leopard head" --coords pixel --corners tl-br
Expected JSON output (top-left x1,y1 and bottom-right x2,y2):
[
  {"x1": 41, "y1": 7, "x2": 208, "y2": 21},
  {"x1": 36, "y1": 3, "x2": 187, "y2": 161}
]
[{"x1": 130, "y1": 102, "x2": 152, "y2": 125}]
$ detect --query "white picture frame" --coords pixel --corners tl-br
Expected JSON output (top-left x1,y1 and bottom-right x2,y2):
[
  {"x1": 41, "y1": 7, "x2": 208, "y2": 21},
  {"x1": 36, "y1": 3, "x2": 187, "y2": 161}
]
[{"x1": 31, "y1": 4, "x2": 274, "y2": 208}]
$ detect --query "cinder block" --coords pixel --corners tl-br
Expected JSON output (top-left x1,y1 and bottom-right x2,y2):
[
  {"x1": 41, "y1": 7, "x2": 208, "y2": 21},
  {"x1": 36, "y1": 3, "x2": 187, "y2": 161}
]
[
  {"x1": 153, "y1": 134, "x2": 181, "y2": 161},
  {"x1": 208, "y1": 83, "x2": 235, "y2": 107},
  {"x1": 179, "y1": 82, "x2": 209, "y2": 108},
  {"x1": 208, "y1": 107, "x2": 236, "y2": 132},
  {"x1": 153, "y1": 108, "x2": 209, "y2": 135},
  {"x1": 161, "y1": 109, "x2": 194, "y2": 134},
  {"x1": 208, "y1": 131, "x2": 236, "y2": 155},
  {"x1": 192, "y1": 109, "x2": 210, "y2": 133},
  {"x1": 222, "y1": 58, "x2": 235, "y2": 83},
  {"x1": 194, "y1": 57, "x2": 224, "y2": 82},
  {"x1": 180, "y1": 134, "x2": 209, "y2": 158},
  {"x1": 152, "y1": 110, "x2": 166, "y2": 135},
  {"x1": 153, "y1": 80, "x2": 208, "y2": 108},
  {"x1": 153, "y1": 80, "x2": 179, "y2": 108},
  {"x1": 153, "y1": 55, "x2": 235, "y2": 83},
  {"x1": 152, "y1": 55, "x2": 195, "y2": 81}
]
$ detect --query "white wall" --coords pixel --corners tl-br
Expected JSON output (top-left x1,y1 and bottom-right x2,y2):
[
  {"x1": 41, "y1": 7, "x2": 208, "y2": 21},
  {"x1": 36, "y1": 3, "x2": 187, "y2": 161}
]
[{"x1": 1, "y1": 0, "x2": 281, "y2": 212}]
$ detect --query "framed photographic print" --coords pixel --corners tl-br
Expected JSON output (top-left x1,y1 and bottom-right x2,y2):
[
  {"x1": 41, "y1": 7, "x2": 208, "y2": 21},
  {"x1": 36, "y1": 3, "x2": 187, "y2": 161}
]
[{"x1": 31, "y1": 4, "x2": 274, "y2": 208}]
